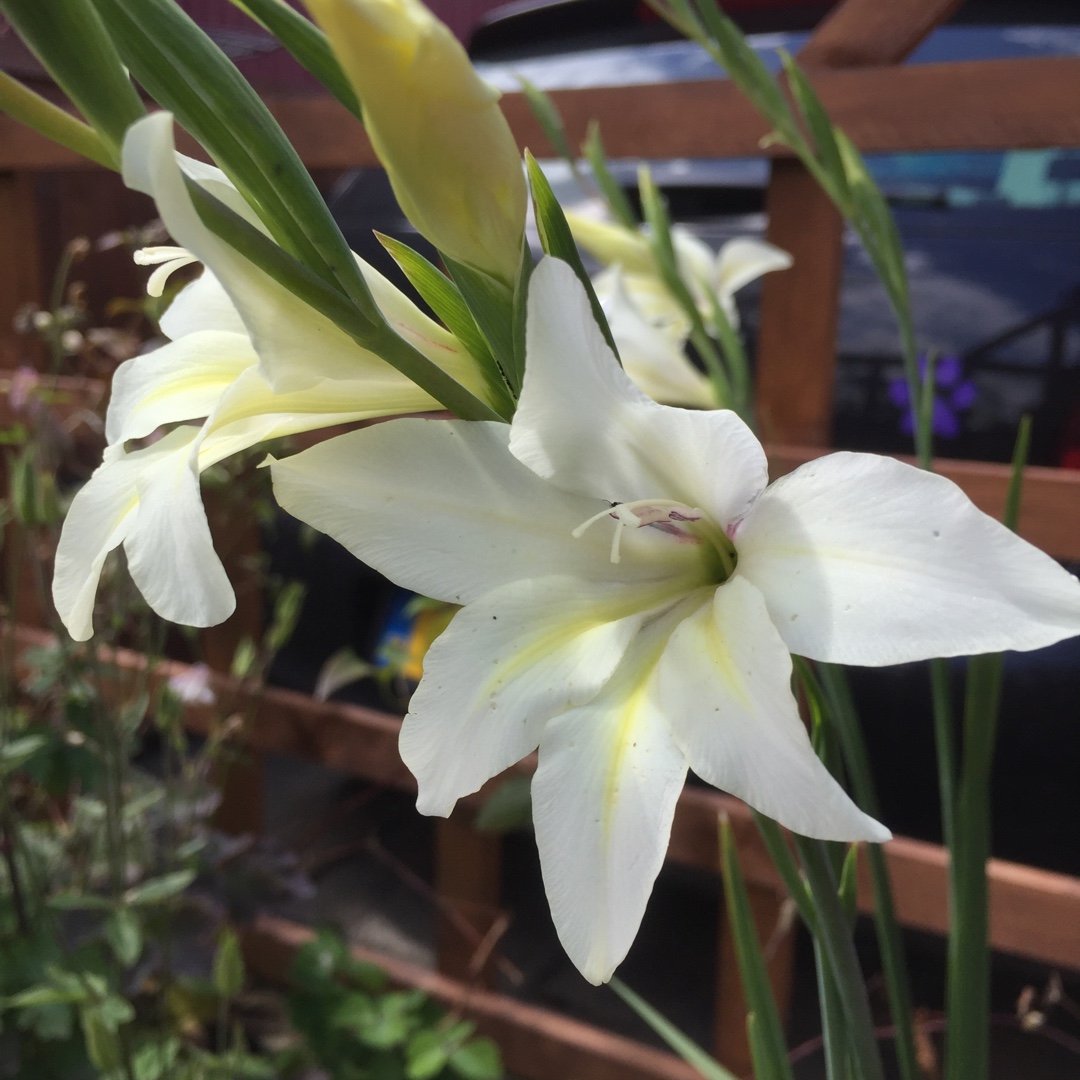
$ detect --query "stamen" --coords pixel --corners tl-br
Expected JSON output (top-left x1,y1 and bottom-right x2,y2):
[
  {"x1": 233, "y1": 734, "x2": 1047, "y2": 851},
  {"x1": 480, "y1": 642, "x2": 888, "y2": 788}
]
[
  {"x1": 572, "y1": 499, "x2": 705, "y2": 564},
  {"x1": 134, "y1": 246, "x2": 200, "y2": 297}
]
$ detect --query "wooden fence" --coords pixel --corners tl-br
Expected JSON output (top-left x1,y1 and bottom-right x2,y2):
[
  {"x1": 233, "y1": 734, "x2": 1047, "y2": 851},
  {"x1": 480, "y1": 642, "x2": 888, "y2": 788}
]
[{"x1": 3, "y1": 0, "x2": 1080, "y2": 1076}]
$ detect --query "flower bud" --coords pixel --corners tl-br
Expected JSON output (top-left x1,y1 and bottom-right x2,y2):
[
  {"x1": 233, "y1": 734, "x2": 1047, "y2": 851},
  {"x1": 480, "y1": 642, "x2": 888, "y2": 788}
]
[{"x1": 304, "y1": 0, "x2": 526, "y2": 285}]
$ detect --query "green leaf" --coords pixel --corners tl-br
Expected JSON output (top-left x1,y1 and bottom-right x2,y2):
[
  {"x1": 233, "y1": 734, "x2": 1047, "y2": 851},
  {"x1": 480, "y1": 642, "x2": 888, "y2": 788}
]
[
  {"x1": 406, "y1": 1028, "x2": 451, "y2": 1080},
  {"x1": 213, "y1": 928, "x2": 245, "y2": 999},
  {"x1": 582, "y1": 121, "x2": 638, "y2": 228},
  {"x1": 525, "y1": 150, "x2": 620, "y2": 362},
  {"x1": 226, "y1": 0, "x2": 362, "y2": 119},
  {"x1": 105, "y1": 908, "x2": 143, "y2": 968},
  {"x1": 0, "y1": 0, "x2": 144, "y2": 159},
  {"x1": 81, "y1": 1006, "x2": 123, "y2": 1071},
  {"x1": 291, "y1": 929, "x2": 347, "y2": 990},
  {"x1": 48, "y1": 892, "x2": 114, "y2": 912},
  {"x1": 449, "y1": 1036, "x2": 503, "y2": 1080},
  {"x1": 377, "y1": 233, "x2": 513, "y2": 411},
  {"x1": 314, "y1": 646, "x2": 377, "y2": 701},
  {"x1": 123, "y1": 868, "x2": 196, "y2": 906},
  {"x1": 609, "y1": 979, "x2": 739, "y2": 1080},
  {"x1": 0, "y1": 732, "x2": 48, "y2": 774},
  {"x1": 230, "y1": 635, "x2": 258, "y2": 680},
  {"x1": 0, "y1": 70, "x2": 115, "y2": 168},
  {"x1": 266, "y1": 580, "x2": 305, "y2": 654}
]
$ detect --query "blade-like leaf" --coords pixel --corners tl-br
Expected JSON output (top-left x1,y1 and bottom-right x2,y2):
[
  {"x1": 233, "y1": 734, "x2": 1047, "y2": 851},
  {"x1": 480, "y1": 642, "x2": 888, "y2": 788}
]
[
  {"x1": 226, "y1": 0, "x2": 362, "y2": 120},
  {"x1": 525, "y1": 150, "x2": 620, "y2": 362},
  {"x1": 610, "y1": 978, "x2": 740, "y2": 1080},
  {"x1": 378, "y1": 233, "x2": 513, "y2": 411}
]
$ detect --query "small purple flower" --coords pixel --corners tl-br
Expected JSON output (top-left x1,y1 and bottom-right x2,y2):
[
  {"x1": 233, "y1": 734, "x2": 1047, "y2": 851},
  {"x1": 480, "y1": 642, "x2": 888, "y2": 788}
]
[{"x1": 888, "y1": 353, "x2": 977, "y2": 439}]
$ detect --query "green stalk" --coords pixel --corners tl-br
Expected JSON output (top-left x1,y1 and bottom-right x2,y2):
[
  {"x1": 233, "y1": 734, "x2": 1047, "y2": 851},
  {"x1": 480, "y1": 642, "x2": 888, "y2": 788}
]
[
  {"x1": 814, "y1": 938, "x2": 851, "y2": 1080},
  {"x1": 0, "y1": 71, "x2": 115, "y2": 168},
  {"x1": 610, "y1": 979, "x2": 740, "y2": 1080},
  {"x1": 795, "y1": 837, "x2": 885, "y2": 1080},
  {"x1": 720, "y1": 820, "x2": 795, "y2": 1080},
  {"x1": 814, "y1": 663, "x2": 920, "y2": 1080},
  {"x1": 931, "y1": 658, "x2": 957, "y2": 850},
  {"x1": 944, "y1": 417, "x2": 1029, "y2": 1080},
  {"x1": 752, "y1": 810, "x2": 817, "y2": 934}
]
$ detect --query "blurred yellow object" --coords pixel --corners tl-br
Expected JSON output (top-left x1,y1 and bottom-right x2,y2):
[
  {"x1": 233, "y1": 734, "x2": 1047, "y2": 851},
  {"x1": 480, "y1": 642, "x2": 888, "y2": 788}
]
[{"x1": 305, "y1": 0, "x2": 527, "y2": 286}]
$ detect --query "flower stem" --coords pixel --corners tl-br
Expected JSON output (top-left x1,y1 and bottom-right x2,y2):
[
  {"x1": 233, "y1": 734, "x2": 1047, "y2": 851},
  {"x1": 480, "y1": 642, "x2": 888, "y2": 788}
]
[
  {"x1": 814, "y1": 662, "x2": 920, "y2": 1080},
  {"x1": 795, "y1": 836, "x2": 885, "y2": 1080}
]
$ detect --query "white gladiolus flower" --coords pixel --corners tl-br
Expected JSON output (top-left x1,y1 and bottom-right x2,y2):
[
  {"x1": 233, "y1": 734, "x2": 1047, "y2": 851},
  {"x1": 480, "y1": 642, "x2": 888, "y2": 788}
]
[
  {"x1": 269, "y1": 258, "x2": 1080, "y2": 984},
  {"x1": 51, "y1": 112, "x2": 490, "y2": 641}
]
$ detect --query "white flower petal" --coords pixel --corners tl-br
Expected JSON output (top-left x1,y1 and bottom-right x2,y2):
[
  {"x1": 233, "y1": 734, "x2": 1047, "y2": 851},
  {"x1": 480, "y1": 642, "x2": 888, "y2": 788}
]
[
  {"x1": 511, "y1": 258, "x2": 767, "y2": 526},
  {"x1": 52, "y1": 427, "x2": 232, "y2": 639},
  {"x1": 160, "y1": 269, "x2": 248, "y2": 340},
  {"x1": 660, "y1": 576, "x2": 889, "y2": 842},
  {"x1": 123, "y1": 113, "x2": 435, "y2": 397},
  {"x1": 603, "y1": 269, "x2": 716, "y2": 409},
  {"x1": 270, "y1": 418, "x2": 704, "y2": 606},
  {"x1": 53, "y1": 445, "x2": 144, "y2": 641},
  {"x1": 713, "y1": 238, "x2": 793, "y2": 304},
  {"x1": 532, "y1": 608, "x2": 691, "y2": 984},
  {"x1": 106, "y1": 331, "x2": 256, "y2": 443},
  {"x1": 123, "y1": 429, "x2": 234, "y2": 629},
  {"x1": 400, "y1": 575, "x2": 661, "y2": 817},
  {"x1": 736, "y1": 452, "x2": 1080, "y2": 664}
]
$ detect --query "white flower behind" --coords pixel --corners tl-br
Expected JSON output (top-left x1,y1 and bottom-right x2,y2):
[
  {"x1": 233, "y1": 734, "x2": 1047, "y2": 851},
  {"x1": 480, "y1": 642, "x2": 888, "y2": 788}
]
[{"x1": 269, "y1": 257, "x2": 1080, "y2": 985}]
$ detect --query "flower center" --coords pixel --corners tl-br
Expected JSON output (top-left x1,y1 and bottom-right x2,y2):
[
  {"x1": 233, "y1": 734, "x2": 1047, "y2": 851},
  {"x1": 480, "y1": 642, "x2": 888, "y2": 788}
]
[{"x1": 572, "y1": 499, "x2": 706, "y2": 564}]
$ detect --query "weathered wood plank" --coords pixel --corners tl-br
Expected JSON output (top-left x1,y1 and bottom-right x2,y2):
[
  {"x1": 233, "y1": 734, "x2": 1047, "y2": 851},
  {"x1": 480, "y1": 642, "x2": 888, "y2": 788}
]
[
  {"x1": 4, "y1": 57, "x2": 1080, "y2": 172},
  {"x1": 755, "y1": 160, "x2": 844, "y2": 445},
  {"x1": 799, "y1": 0, "x2": 965, "y2": 69}
]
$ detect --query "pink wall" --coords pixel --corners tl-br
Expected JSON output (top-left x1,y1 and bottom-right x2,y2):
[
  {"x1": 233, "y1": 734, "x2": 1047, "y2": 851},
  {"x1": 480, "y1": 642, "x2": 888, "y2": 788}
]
[{"x1": 176, "y1": 0, "x2": 508, "y2": 90}]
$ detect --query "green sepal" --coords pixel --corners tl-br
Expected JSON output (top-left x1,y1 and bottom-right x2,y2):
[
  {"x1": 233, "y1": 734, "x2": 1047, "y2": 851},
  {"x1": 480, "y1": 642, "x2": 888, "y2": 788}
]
[
  {"x1": 377, "y1": 233, "x2": 514, "y2": 414},
  {"x1": 443, "y1": 254, "x2": 518, "y2": 401},
  {"x1": 0, "y1": 70, "x2": 115, "y2": 168},
  {"x1": 510, "y1": 239, "x2": 535, "y2": 399},
  {"x1": 226, "y1": 0, "x2": 362, "y2": 120},
  {"x1": 0, "y1": 0, "x2": 143, "y2": 160},
  {"x1": 525, "y1": 150, "x2": 620, "y2": 362},
  {"x1": 191, "y1": 183, "x2": 504, "y2": 422}
]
